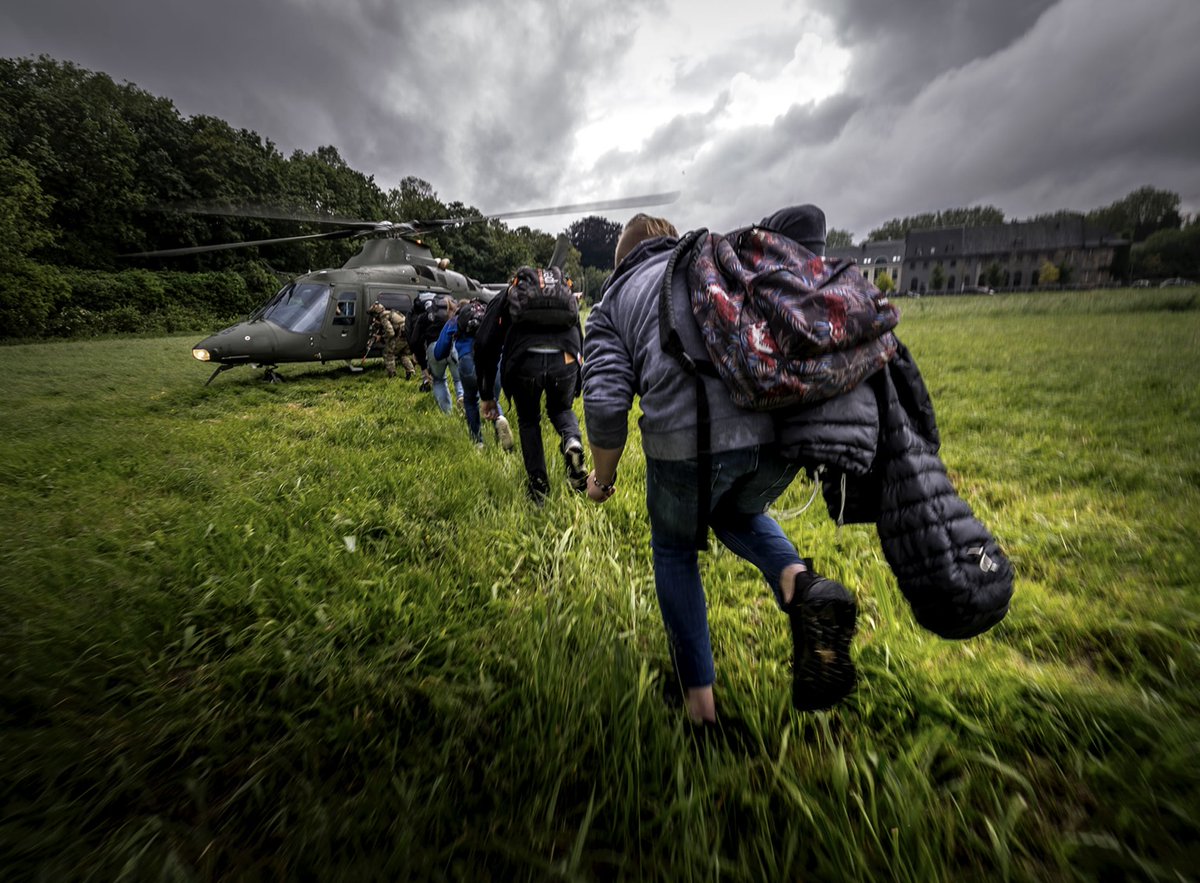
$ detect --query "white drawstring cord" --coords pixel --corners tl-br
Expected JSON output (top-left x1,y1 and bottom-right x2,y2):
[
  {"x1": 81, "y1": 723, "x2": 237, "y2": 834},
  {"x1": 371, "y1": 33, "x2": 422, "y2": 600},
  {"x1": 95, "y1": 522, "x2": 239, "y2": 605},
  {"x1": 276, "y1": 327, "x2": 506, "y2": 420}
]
[{"x1": 772, "y1": 465, "x2": 823, "y2": 520}]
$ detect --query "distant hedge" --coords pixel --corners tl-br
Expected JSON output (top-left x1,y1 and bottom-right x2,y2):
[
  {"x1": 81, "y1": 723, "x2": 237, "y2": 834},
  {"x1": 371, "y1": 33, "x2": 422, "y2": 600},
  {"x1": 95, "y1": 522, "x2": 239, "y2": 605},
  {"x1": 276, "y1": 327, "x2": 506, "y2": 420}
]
[{"x1": 0, "y1": 263, "x2": 279, "y2": 340}]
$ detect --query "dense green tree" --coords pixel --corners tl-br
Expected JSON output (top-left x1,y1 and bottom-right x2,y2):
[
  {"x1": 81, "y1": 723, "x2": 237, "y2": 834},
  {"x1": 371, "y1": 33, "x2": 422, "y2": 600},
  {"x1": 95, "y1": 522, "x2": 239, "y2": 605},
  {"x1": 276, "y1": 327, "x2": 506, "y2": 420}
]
[
  {"x1": 985, "y1": 262, "x2": 1004, "y2": 290},
  {"x1": 0, "y1": 155, "x2": 55, "y2": 262},
  {"x1": 385, "y1": 176, "x2": 447, "y2": 222},
  {"x1": 0, "y1": 155, "x2": 68, "y2": 336},
  {"x1": 868, "y1": 206, "x2": 1005, "y2": 241},
  {"x1": 566, "y1": 215, "x2": 622, "y2": 269},
  {"x1": 0, "y1": 56, "x2": 143, "y2": 265},
  {"x1": 931, "y1": 263, "x2": 946, "y2": 291},
  {"x1": 826, "y1": 228, "x2": 854, "y2": 248},
  {"x1": 1088, "y1": 186, "x2": 1182, "y2": 243},
  {"x1": 1039, "y1": 260, "x2": 1060, "y2": 286},
  {"x1": 580, "y1": 266, "x2": 611, "y2": 304},
  {"x1": 1131, "y1": 221, "x2": 1200, "y2": 279}
]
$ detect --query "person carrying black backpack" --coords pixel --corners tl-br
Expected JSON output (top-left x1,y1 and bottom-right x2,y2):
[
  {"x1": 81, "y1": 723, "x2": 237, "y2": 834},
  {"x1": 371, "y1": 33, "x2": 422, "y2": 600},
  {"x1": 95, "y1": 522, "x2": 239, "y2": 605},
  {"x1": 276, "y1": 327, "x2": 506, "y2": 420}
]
[
  {"x1": 476, "y1": 266, "x2": 588, "y2": 504},
  {"x1": 433, "y1": 298, "x2": 514, "y2": 451},
  {"x1": 408, "y1": 291, "x2": 463, "y2": 410}
]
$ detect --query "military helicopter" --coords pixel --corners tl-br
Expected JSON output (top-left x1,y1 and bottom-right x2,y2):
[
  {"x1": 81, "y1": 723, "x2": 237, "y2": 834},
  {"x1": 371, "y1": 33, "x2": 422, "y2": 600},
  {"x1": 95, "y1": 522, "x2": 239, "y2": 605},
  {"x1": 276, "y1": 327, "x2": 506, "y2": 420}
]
[{"x1": 127, "y1": 193, "x2": 678, "y2": 384}]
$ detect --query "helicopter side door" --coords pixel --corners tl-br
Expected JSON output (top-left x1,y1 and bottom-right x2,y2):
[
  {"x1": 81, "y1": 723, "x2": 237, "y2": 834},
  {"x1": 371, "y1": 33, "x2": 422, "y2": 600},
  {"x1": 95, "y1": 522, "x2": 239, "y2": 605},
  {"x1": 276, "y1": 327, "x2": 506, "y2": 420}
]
[{"x1": 320, "y1": 287, "x2": 368, "y2": 360}]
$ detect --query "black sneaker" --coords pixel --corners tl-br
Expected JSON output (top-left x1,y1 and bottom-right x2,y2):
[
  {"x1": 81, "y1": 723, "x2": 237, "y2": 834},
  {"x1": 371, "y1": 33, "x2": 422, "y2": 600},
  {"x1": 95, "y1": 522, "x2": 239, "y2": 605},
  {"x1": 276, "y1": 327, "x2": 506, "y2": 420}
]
[
  {"x1": 785, "y1": 560, "x2": 857, "y2": 711},
  {"x1": 562, "y1": 437, "x2": 588, "y2": 493},
  {"x1": 526, "y1": 476, "x2": 550, "y2": 507}
]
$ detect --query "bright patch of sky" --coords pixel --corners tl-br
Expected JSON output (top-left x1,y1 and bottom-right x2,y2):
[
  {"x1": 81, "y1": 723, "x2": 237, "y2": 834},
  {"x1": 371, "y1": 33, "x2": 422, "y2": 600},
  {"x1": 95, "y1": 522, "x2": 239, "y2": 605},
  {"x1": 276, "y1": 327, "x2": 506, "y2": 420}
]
[{"x1": 570, "y1": 2, "x2": 849, "y2": 170}]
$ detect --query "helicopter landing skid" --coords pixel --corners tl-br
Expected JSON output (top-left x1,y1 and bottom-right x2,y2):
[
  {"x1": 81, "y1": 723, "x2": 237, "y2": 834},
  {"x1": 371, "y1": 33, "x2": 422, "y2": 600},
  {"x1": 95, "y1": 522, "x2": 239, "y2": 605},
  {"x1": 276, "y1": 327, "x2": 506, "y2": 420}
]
[{"x1": 205, "y1": 364, "x2": 235, "y2": 386}]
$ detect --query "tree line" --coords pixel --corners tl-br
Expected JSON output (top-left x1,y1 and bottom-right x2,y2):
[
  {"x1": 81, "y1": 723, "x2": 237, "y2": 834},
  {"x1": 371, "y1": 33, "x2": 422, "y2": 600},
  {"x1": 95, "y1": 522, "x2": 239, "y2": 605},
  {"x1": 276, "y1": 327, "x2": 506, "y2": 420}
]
[
  {"x1": 2, "y1": 55, "x2": 1195, "y2": 340},
  {"x1": 840, "y1": 188, "x2": 1197, "y2": 282},
  {"x1": 0, "y1": 56, "x2": 585, "y2": 338}
]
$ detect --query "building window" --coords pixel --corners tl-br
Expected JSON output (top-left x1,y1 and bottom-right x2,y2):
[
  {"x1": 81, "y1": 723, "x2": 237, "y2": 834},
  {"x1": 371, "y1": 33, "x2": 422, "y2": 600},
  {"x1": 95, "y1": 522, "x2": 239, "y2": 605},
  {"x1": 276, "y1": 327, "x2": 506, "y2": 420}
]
[{"x1": 1013, "y1": 271, "x2": 1022, "y2": 287}]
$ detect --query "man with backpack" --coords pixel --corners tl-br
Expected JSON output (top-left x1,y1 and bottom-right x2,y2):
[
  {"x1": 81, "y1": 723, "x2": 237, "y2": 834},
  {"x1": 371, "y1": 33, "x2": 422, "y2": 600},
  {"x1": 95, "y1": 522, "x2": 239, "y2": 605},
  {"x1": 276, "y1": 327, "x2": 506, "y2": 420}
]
[
  {"x1": 408, "y1": 291, "x2": 463, "y2": 411},
  {"x1": 433, "y1": 297, "x2": 514, "y2": 451},
  {"x1": 476, "y1": 265, "x2": 588, "y2": 504},
  {"x1": 580, "y1": 209, "x2": 866, "y2": 726}
]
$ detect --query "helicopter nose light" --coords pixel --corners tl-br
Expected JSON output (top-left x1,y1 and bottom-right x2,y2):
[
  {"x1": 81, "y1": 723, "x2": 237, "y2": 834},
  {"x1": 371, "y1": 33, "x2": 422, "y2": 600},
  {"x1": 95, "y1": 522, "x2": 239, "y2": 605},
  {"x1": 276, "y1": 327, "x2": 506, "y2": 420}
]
[{"x1": 192, "y1": 348, "x2": 211, "y2": 362}]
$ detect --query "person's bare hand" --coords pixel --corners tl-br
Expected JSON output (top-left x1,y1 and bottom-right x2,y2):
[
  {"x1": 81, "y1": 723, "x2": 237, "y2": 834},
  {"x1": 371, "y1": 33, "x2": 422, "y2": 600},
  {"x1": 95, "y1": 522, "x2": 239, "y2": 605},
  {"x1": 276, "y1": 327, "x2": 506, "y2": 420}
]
[{"x1": 586, "y1": 471, "x2": 616, "y2": 504}]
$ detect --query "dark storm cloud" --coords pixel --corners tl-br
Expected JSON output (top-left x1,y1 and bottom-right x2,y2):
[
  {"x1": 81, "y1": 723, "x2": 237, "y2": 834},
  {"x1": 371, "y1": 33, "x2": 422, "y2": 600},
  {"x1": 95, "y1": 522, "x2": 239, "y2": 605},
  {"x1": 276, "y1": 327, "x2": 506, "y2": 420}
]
[
  {"x1": 807, "y1": 0, "x2": 1059, "y2": 104},
  {"x1": 627, "y1": 0, "x2": 1200, "y2": 238},
  {"x1": 3, "y1": 0, "x2": 1198, "y2": 238},
  {"x1": 0, "y1": 0, "x2": 639, "y2": 213}
]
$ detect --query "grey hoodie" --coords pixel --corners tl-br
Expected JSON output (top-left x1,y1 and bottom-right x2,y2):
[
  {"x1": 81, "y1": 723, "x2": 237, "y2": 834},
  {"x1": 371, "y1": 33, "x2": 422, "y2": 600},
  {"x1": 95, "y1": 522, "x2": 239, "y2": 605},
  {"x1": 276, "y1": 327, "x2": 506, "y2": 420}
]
[{"x1": 582, "y1": 238, "x2": 775, "y2": 460}]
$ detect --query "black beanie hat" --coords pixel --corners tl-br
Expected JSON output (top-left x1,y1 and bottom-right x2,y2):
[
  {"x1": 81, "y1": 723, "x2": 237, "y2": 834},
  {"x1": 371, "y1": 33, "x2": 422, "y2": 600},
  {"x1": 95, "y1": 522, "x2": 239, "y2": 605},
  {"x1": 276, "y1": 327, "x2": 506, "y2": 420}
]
[{"x1": 757, "y1": 204, "x2": 827, "y2": 256}]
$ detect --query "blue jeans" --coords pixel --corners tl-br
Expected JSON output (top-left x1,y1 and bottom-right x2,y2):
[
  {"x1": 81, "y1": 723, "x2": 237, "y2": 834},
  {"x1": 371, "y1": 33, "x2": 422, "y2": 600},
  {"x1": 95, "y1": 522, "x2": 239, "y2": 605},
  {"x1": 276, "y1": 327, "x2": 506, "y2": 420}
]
[
  {"x1": 646, "y1": 447, "x2": 804, "y2": 689},
  {"x1": 426, "y1": 341, "x2": 463, "y2": 414},
  {"x1": 457, "y1": 350, "x2": 503, "y2": 443}
]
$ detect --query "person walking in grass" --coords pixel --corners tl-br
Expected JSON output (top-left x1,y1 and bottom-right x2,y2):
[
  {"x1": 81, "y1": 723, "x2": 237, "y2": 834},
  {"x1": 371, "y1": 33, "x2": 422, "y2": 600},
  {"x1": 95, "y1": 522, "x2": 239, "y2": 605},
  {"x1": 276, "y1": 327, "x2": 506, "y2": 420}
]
[
  {"x1": 409, "y1": 291, "x2": 463, "y2": 408},
  {"x1": 580, "y1": 210, "x2": 858, "y2": 726},
  {"x1": 433, "y1": 297, "x2": 514, "y2": 451},
  {"x1": 476, "y1": 266, "x2": 589, "y2": 504}
]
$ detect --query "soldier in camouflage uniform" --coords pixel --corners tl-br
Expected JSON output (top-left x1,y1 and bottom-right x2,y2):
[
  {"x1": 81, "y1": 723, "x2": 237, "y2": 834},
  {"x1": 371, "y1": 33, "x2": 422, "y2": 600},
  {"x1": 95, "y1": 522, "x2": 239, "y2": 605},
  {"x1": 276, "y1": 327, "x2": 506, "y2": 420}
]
[{"x1": 368, "y1": 302, "x2": 416, "y2": 379}]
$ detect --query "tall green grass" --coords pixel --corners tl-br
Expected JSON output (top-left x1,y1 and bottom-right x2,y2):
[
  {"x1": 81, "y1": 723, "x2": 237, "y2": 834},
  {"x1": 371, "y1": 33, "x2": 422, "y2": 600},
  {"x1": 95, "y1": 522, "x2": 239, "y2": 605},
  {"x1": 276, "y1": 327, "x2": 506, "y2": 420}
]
[{"x1": 1, "y1": 289, "x2": 1198, "y2": 881}]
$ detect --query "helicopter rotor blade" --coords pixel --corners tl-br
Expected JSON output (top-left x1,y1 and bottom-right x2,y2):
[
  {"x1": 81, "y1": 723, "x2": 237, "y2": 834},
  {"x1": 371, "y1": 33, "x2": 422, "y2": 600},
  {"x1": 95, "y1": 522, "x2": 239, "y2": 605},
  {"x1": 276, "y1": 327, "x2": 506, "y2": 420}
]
[
  {"x1": 153, "y1": 201, "x2": 383, "y2": 229},
  {"x1": 423, "y1": 191, "x2": 681, "y2": 231},
  {"x1": 484, "y1": 191, "x2": 680, "y2": 223},
  {"x1": 138, "y1": 190, "x2": 682, "y2": 254},
  {"x1": 122, "y1": 228, "x2": 363, "y2": 258}
]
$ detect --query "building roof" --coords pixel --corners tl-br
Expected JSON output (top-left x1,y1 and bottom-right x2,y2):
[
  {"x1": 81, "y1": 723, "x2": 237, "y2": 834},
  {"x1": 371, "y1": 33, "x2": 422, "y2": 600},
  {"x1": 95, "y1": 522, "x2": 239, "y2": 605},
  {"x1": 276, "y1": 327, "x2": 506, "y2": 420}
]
[{"x1": 848, "y1": 217, "x2": 1129, "y2": 260}]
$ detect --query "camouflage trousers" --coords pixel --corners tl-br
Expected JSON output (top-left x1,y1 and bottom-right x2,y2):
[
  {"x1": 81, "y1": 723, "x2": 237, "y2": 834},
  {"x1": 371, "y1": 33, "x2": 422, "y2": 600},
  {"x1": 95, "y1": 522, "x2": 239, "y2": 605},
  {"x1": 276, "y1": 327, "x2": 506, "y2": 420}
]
[{"x1": 384, "y1": 338, "x2": 416, "y2": 378}]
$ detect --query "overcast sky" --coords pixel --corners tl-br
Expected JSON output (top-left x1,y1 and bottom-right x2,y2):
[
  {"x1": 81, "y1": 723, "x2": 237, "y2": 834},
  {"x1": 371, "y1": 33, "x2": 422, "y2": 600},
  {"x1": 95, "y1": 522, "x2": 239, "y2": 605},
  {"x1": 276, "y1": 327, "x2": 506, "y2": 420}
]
[{"x1": 3, "y1": 0, "x2": 1199, "y2": 240}]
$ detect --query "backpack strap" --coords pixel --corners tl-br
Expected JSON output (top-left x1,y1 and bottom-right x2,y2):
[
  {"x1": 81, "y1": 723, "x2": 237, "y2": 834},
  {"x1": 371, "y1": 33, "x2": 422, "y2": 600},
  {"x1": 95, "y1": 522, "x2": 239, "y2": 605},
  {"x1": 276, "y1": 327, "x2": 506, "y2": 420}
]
[{"x1": 659, "y1": 229, "x2": 720, "y2": 550}]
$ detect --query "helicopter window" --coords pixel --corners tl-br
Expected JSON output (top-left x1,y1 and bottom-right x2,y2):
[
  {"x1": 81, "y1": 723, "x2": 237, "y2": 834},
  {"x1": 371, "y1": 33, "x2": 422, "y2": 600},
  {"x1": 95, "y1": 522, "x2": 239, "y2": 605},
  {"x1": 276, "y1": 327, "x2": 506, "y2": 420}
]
[
  {"x1": 373, "y1": 291, "x2": 415, "y2": 314},
  {"x1": 333, "y1": 293, "x2": 356, "y2": 325},
  {"x1": 261, "y1": 282, "x2": 331, "y2": 334}
]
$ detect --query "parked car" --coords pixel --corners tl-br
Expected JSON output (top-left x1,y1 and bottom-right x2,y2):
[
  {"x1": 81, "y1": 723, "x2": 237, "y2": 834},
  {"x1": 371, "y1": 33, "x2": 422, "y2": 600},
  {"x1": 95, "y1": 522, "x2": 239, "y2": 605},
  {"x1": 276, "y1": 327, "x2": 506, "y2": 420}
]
[
  {"x1": 963, "y1": 285, "x2": 995, "y2": 295},
  {"x1": 1159, "y1": 277, "x2": 1196, "y2": 288},
  {"x1": 1131, "y1": 279, "x2": 1152, "y2": 288}
]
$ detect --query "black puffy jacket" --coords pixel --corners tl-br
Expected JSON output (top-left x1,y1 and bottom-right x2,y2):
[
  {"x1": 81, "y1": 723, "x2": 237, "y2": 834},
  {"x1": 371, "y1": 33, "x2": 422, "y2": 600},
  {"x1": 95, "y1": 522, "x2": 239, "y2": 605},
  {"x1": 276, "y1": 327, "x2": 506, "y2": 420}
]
[{"x1": 780, "y1": 342, "x2": 1014, "y2": 639}]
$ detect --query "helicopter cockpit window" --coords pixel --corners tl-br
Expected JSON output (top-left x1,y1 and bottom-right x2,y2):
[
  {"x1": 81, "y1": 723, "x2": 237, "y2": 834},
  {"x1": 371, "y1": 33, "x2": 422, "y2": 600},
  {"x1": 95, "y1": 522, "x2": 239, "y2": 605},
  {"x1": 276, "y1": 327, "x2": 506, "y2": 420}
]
[
  {"x1": 261, "y1": 282, "x2": 331, "y2": 334},
  {"x1": 333, "y1": 293, "x2": 356, "y2": 326}
]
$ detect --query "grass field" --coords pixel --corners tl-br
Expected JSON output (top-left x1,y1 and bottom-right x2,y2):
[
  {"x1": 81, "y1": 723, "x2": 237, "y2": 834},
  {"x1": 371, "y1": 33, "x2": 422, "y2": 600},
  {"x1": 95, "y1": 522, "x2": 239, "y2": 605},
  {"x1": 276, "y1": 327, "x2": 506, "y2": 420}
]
[{"x1": 2, "y1": 289, "x2": 1198, "y2": 881}]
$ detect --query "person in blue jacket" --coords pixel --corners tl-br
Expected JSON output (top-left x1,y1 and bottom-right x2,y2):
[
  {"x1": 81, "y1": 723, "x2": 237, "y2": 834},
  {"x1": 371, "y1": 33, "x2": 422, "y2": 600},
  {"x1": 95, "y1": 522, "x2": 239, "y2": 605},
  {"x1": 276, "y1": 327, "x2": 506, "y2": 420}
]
[{"x1": 434, "y1": 300, "x2": 514, "y2": 451}]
